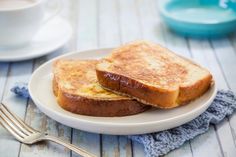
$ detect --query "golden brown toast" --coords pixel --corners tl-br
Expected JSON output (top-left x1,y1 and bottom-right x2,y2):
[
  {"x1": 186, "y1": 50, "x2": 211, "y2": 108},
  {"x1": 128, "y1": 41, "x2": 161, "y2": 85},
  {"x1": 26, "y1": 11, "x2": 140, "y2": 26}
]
[
  {"x1": 96, "y1": 41, "x2": 213, "y2": 108},
  {"x1": 53, "y1": 59, "x2": 149, "y2": 117}
]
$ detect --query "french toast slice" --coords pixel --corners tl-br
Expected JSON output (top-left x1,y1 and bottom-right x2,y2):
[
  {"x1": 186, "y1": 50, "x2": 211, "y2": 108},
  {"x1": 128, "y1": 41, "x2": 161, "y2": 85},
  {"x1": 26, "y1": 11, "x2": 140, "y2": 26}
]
[
  {"x1": 53, "y1": 59, "x2": 149, "y2": 117},
  {"x1": 96, "y1": 41, "x2": 213, "y2": 108}
]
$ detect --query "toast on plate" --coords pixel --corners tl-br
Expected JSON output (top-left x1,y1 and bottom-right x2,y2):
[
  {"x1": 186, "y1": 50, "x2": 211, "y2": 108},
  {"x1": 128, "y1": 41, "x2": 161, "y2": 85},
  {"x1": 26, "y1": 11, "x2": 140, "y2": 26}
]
[
  {"x1": 96, "y1": 41, "x2": 213, "y2": 108},
  {"x1": 53, "y1": 59, "x2": 149, "y2": 117}
]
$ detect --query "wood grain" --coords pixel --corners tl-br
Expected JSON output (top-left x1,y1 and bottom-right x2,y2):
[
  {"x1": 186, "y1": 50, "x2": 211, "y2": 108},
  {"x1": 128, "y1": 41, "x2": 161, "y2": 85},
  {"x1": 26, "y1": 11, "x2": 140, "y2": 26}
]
[
  {"x1": 99, "y1": 0, "x2": 121, "y2": 47},
  {"x1": 132, "y1": 141, "x2": 145, "y2": 157},
  {"x1": 0, "y1": 61, "x2": 33, "y2": 157},
  {"x1": 211, "y1": 38, "x2": 236, "y2": 156},
  {"x1": 188, "y1": 38, "x2": 236, "y2": 157}
]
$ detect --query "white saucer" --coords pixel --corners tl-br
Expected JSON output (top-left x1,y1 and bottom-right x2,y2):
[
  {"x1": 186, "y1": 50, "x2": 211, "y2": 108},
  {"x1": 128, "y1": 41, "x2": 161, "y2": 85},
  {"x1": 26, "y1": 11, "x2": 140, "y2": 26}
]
[
  {"x1": 29, "y1": 48, "x2": 217, "y2": 135},
  {"x1": 0, "y1": 17, "x2": 72, "y2": 62}
]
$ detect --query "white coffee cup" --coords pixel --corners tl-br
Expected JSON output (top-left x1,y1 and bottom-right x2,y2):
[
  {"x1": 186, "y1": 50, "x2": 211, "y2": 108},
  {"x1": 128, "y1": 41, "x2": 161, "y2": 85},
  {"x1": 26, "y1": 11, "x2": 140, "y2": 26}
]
[{"x1": 0, "y1": 0, "x2": 60, "y2": 48}]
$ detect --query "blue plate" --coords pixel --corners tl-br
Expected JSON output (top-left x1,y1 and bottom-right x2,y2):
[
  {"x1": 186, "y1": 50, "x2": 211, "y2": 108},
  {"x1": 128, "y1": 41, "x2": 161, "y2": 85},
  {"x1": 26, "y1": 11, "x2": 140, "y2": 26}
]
[{"x1": 159, "y1": 0, "x2": 236, "y2": 38}]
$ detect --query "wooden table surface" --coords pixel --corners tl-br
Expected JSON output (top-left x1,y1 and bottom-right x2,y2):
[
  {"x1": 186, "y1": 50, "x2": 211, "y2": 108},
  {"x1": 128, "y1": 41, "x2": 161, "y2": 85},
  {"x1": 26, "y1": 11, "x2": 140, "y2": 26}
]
[{"x1": 1, "y1": 0, "x2": 236, "y2": 157}]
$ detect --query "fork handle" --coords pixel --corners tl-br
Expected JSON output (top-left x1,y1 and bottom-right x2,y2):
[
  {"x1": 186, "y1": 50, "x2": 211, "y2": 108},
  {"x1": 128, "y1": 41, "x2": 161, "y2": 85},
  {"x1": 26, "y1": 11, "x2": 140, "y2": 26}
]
[{"x1": 43, "y1": 135, "x2": 97, "y2": 157}]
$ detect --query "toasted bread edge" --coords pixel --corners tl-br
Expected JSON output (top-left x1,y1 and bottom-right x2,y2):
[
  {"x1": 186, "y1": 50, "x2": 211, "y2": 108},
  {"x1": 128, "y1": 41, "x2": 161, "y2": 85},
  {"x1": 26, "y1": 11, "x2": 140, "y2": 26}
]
[
  {"x1": 96, "y1": 66, "x2": 213, "y2": 109},
  {"x1": 53, "y1": 76, "x2": 150, "y2": 117},
  {"x1": 96, "y1": 68, "x2": 180, "y2": 108},
  {"x1": 177, "y1": 74, "x2": 212, "y2": 104}
]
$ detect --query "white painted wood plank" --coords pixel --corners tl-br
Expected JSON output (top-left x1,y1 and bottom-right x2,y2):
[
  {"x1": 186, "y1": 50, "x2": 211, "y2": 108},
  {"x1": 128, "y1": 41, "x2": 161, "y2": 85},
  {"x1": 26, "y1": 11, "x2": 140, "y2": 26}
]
[
  {"x1": 211, "y1": 39, "x2": 236, "y2": 91},
  {"x1": 191, "y1": 127, "x2": 222, "y2": 157},
  {"x1": 162, "y1": 27, "x2": 190, "y2": 58},
  {"x1": 132, "y1": 141, "x2": 145, "y2": 157},
  {"x1": 72, "y1": 131, "x2": 100, "y2": 157},
  {"x1": 20, "y1": 101, "x2": 71, "y2": 157},
  {"x1": 119, "y1": 0, "x2": 142, "y2": 42},
  {"x1": 229, "y1": 35, "x2": 236, "y2": 142},
  {"x1": 119, "y1": 136, "x2": 132, "y2": 157},
  {"x1": 188, "y1": 39, "x2": 227, "y2": 88},
  {"x1": 98, "y1": 0, "x2": 120, "y2": 47},
  {"x1": 19, "y1": 1, "x2": 76, "y2": 157},
  {"x1": 211, "y1": 38, "x2": 236, "y2": 156},
  {"x1": 0, "y1": 62, "x2": 11, "y2": 156},
  {"x1": 76, "y1": 0, "x2": 98, "y2": 50},
  {"x1": 216, "y1": 118, "x2": 236, "y2": 157},
  {"x1": 229, "y1": 34, "x2": 236, "y2": 56},
  {"x1": 102, "y1": 135, "x2": 119, "y2": 157},
  {"x1": 98, "y1": 0, "x2": 120, "y2": 48},
  {"x1": 165, "y1": 142, "x2": 193, "y2": 157},
  {"x1": 0, "y1": 63, "x2": 9, "y2": 99},
  {"x1": 0, "y1": 61, "x2": 33, "y2": 157},
  {"x1": 72, "y1": 0, "x2": 101, "y2": 157},
  {"x1": 137, "y1": 0, "x2": 165, "y2": 45},
  {"x1": 188, "y1": 38, "x2": 236, "y2": 157}
]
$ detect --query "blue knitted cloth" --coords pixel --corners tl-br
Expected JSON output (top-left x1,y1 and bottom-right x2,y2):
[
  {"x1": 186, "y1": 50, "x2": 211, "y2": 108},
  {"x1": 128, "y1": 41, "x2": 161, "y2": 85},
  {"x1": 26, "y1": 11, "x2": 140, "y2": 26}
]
[{"x1": 11, "y1": 82, "x2": 236, "y2": 157}]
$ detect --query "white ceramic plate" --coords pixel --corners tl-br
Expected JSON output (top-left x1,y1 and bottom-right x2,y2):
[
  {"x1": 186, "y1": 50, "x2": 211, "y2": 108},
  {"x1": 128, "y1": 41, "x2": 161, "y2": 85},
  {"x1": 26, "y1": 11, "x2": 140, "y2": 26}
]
[
  {"x1": 0, "y1": 17, "x2": 72, "y2": 62},
  {"x1": 29, "y1": 48, "x2": 217, "y2": 135}
]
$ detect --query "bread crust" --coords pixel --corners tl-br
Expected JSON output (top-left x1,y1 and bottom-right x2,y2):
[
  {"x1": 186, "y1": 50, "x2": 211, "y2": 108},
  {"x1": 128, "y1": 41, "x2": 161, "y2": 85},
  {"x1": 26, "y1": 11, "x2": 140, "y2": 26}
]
[
  {"x1": 96, "y1": 68, "x2": 212, "y2": 109},
  {"x1": 178, "y1": 74, "x2": 212, "y2": 104},
  {"x1": 96, "y1": 69, "x2": 179, "y2": 108},
  {"x1": 53, "y1": 72, "x2": 150, "y2": 117}
]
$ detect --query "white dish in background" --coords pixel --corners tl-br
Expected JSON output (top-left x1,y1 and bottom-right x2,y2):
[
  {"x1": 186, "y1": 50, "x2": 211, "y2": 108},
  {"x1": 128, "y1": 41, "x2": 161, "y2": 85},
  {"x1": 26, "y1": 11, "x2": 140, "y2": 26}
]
[
  {"x1": 29, "y1": 48, "x2": 217, "y2": 135},
  {"x1": 0, "y1": 17, "x2": 72, "y2": 62}
]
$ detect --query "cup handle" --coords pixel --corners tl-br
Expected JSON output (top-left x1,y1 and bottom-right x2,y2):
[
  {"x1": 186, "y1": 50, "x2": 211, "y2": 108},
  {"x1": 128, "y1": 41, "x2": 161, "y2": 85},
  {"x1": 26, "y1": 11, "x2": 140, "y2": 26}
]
[{"x1": 43, "y1": 0, "x2": 62, "y2": 24}]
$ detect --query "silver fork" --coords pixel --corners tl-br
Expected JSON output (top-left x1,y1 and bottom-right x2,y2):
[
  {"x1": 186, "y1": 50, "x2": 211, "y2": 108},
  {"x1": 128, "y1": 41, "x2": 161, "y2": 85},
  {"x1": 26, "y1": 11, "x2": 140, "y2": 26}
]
[{"x1": 0, "y1": 103, "x2": 96, "y2": 157}]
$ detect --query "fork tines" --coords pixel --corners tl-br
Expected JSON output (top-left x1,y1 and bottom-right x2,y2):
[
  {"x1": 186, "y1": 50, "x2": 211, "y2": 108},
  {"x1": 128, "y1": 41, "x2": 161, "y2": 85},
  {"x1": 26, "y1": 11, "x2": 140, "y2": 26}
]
[{"x1": 0, "y1": 103, "x2": 36, "y2": 141}]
